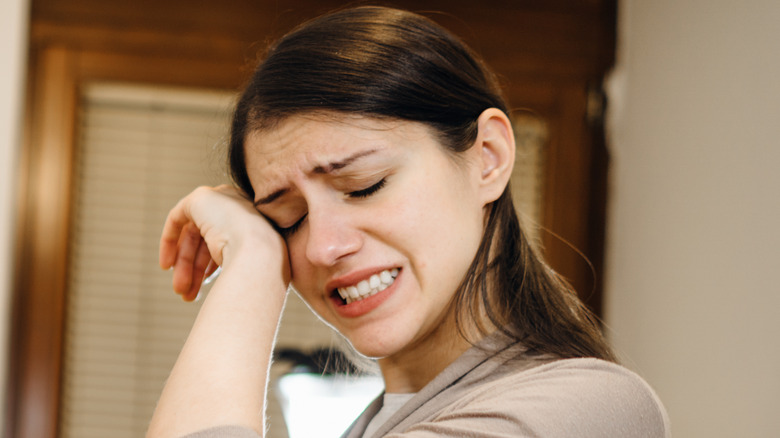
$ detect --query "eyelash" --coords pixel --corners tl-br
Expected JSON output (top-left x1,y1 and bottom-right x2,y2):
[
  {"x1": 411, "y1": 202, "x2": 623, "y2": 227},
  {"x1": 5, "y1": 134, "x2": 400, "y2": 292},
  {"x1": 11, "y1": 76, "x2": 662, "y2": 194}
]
[
  {"x1": 277, "y1": 178, "x2": 387, "y2": 237},
  {"x1": 347, "y1": 177, "x2": 387, "y2": 199},
  {"x1": 277, "y1": 215, "x2": 306, "y2": 237}
]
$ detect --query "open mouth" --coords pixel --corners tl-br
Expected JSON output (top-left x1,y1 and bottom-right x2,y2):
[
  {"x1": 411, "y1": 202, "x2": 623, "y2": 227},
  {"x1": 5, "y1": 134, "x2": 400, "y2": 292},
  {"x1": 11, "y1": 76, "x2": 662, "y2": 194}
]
[{"x1": 333, "y1": 268, "x2": 399, "y2": 305}]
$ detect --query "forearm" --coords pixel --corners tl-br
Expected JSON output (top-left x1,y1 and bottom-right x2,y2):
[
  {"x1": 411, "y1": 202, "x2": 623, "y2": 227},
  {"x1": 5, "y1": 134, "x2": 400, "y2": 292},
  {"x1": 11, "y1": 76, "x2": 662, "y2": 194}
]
[{"x1": 147, "y1": 254, "x2": 288, "y2": 438}]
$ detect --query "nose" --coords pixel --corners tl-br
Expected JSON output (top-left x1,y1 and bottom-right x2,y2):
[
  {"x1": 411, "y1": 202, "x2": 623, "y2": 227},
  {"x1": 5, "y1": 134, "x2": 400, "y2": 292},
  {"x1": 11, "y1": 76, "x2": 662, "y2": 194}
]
[{"x1": 303, "y1": 207, "x2": 362, "y2": 267}]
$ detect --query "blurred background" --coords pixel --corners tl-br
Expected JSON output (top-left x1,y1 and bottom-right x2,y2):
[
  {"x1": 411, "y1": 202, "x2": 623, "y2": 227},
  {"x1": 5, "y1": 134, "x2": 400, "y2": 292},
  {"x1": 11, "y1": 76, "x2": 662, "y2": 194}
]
[{"x1": 1, "y1": 0, "x2": 778, "y2": 437}]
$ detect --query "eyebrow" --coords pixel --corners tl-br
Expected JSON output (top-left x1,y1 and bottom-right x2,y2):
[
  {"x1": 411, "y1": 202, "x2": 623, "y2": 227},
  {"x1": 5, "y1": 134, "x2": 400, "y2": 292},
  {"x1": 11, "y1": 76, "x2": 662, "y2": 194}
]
[{"x1": 254, "y1": 149, "x2": 379, "y2": 206}]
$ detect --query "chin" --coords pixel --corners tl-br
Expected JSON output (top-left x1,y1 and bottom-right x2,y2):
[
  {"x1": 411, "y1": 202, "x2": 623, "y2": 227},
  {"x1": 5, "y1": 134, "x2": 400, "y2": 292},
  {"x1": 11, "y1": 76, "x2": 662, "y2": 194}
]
[{"x1": 341, "y1": 330, "x2": 410, "y2": 360}]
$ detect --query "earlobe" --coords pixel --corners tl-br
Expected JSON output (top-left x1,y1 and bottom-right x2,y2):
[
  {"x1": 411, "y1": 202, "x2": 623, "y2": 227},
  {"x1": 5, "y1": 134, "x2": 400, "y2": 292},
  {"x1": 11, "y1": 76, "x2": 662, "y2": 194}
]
[{"x1": 475, "y1": 108, "x2": 515, "y2": 205}]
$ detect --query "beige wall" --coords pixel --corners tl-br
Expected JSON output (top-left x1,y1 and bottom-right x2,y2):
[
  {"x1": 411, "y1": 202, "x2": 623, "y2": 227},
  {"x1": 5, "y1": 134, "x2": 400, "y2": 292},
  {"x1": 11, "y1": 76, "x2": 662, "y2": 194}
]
[
  {"x1": 0, "y1": 0, "x2": 30, "y2": 431},
  {"x1": 605, "y1": 0, "x2": 780, "y2": 436}
]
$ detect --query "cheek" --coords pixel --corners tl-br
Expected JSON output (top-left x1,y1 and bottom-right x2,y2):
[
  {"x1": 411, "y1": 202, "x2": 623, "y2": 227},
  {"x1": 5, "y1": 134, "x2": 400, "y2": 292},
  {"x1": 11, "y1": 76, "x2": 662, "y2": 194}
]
[
  {"x1": 393, "y1": 176, "x2": 482, "y2": 271},
  {"x1": 412, "y1": 173, "x2": 480, "y2": 237},
  {"x1": 286, "y1": 237, "x2": 317, "y2": 292}
]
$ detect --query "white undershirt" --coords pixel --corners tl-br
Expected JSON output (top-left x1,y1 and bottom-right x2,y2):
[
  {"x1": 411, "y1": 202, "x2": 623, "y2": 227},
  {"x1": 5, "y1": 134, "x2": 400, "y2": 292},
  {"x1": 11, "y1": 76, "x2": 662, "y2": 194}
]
[{"x1": 362, "y1": 393, "x2": 416, "y2": 438}]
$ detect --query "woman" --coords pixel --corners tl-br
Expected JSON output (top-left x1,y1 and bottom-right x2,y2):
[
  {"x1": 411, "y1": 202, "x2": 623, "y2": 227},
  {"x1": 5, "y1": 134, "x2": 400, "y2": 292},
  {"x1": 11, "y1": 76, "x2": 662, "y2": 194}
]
[{"x1": 149, "y1": 6, "x2": 669, "y2": 438}]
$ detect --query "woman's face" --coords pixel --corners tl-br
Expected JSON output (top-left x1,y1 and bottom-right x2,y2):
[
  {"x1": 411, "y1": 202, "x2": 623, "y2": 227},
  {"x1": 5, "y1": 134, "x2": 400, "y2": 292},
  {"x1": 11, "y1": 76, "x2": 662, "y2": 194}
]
[{"x1": 245, "y1": 114, "x2": 486, "y2": 359}]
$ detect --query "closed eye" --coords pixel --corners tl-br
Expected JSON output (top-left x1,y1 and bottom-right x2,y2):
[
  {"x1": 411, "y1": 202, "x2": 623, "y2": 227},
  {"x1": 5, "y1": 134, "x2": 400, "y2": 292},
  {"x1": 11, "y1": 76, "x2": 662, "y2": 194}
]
[
  {"x1": 275, "y1": 214, "x2": 307, "y2": 237},
  {"x1": 347, "y1": 178, "x2": 387, "y2": 199},
  {"x1": 274, "y1": 177, "x2": 386, "y2": 237}
]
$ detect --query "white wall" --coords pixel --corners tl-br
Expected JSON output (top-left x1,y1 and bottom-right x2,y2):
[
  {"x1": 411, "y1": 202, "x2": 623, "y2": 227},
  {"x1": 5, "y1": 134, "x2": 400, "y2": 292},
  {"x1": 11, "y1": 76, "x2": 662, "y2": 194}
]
[
  {"x1": 605, "y1": 0, "x2": 780, "y2": 436},
  {"x1": 0, "y1": 0, "x2": 30, "y2": 431}
]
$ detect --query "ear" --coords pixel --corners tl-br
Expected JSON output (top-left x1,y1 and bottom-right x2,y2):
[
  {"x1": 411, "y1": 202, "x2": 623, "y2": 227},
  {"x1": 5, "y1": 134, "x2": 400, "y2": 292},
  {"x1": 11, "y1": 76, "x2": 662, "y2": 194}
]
[{"x1": 474, "y1": 108, "x2": 515, "y2": 206}]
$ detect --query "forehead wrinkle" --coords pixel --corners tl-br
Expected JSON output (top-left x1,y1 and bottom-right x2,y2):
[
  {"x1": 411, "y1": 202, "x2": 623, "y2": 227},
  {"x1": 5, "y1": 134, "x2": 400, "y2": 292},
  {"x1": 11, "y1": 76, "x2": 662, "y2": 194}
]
[
  {"x1": 310, "y1": 149, "x2": 379, "y2": 175},
  {"x1": 246, "y1": 114, "x2": 405, "y2": 203},
  {"x1": 246, "y1": 126, "x2": 308, "y2": 204},
  {"x1": 255, "y1": 148, "x2": 382, "y2": 206}
]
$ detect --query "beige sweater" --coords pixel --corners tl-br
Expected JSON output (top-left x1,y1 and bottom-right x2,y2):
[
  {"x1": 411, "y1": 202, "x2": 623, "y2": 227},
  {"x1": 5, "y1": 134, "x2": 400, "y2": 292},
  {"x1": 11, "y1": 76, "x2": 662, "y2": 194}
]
[{"x1": 185, "y1": 335, "x2": 670, "y2": 438}]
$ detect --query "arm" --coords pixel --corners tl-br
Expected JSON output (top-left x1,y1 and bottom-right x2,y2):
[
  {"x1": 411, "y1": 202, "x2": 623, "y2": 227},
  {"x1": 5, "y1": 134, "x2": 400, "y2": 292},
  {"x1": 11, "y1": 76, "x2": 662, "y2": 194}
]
[{"x1": 147, "y1": 186, "x2": 289, "y2": 438}]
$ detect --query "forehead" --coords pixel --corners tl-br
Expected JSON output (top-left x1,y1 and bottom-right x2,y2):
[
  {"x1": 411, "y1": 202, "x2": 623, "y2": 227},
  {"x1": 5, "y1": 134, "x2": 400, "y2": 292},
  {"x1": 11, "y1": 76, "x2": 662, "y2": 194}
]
[{"x1": 244, "y1": 114, "x2": 434, "y2": 192}]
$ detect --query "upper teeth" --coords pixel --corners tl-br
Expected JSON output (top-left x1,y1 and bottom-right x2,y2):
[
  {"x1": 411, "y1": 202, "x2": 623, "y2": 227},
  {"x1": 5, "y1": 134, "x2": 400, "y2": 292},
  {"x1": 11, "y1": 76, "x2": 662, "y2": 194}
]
[{"x1": 338, "y1": 268, "x2": 399, "y2": 304}]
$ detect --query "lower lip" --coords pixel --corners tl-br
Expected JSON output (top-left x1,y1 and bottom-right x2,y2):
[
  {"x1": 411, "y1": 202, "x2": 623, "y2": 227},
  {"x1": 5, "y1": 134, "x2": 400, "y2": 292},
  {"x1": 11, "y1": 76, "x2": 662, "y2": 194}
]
[{"x1": 331, "y1": 271, "x2": 400, "y2": 318}]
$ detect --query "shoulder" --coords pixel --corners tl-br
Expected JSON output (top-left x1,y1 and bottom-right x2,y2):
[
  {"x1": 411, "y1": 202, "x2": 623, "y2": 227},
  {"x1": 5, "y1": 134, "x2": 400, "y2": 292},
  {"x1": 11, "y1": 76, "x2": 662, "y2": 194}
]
[{"x1": 435, "y1": 358, "x2": 671, "y2": 438}]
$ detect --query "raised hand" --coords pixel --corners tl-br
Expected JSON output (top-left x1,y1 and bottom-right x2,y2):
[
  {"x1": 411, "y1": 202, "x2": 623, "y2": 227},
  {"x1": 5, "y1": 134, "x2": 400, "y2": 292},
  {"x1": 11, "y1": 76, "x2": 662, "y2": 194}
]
[
  {"x1": 149, "y1": 185, "x2": 290, "y2": 437},
  {"x1": 158, "y1": 185, "x2": 289, "y2": 301}
]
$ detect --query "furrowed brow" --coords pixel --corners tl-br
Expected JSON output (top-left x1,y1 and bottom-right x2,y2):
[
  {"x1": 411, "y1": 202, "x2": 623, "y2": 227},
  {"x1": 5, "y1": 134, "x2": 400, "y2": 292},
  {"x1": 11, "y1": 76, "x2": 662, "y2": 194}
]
[
  {"x1": 254, "y1": 149, "x2": 380, "y2": 206},
  {"x1": 311, "y1": 149, "x2": 378, "y2": 175}
]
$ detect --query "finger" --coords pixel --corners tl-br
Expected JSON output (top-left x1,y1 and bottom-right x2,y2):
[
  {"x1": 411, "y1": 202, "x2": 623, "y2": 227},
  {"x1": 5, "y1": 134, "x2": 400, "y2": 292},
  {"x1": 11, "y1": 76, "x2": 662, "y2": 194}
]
[
  {"x1": 182, "y1": 239, "x2": 213, "y2": 302},
  {"x1": 159, "y1": 197, "x2": 193, "y2": 270},
  {"x1": 172, "y1": 222, "x2": 203, "y2": 295}
]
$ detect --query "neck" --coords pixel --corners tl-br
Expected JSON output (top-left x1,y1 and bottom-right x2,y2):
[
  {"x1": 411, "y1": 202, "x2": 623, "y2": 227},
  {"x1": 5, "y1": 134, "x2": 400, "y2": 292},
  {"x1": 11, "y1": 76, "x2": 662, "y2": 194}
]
[{"x1": 377, "y1": 313, "x2": 475, "y2": 394}]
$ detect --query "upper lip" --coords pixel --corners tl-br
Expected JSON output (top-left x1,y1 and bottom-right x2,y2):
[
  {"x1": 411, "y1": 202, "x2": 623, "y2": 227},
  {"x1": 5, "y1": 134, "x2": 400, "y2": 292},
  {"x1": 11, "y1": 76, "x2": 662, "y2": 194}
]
[{"x1": 324, "y1": 266, "x2": 399, "y2": 292}]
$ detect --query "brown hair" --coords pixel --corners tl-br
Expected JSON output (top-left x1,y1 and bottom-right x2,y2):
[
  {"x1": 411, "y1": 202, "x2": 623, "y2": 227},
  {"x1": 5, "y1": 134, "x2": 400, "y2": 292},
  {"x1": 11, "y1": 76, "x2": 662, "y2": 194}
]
[{"x1": 229, "y1": 6, "x2": 615, "y2": 362}]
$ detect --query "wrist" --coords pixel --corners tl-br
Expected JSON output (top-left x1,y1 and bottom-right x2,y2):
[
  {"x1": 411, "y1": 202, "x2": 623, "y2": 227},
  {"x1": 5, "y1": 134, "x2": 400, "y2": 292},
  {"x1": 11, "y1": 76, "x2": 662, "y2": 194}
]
[
  {"x1": 217, "y1": 235, "x2": 290, "y2": 293},
  {"x1": 222, "y1": 222, "x2": 288, "y2": 269}
]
